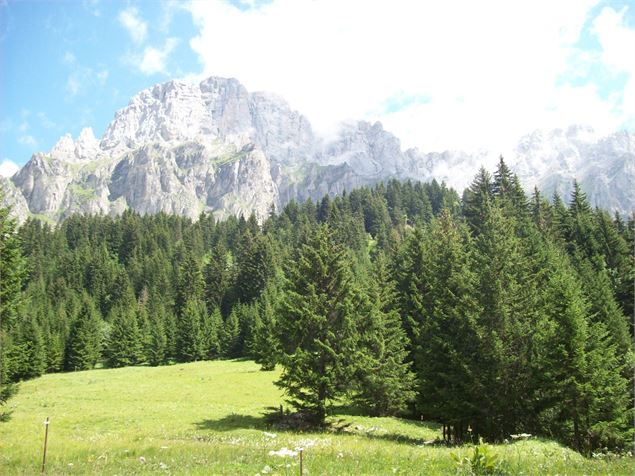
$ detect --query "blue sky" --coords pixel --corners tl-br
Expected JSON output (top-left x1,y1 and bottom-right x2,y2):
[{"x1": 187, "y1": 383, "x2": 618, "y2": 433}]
[{"x1": 1, "y1": 0, "x2": 634, "y2": 175}]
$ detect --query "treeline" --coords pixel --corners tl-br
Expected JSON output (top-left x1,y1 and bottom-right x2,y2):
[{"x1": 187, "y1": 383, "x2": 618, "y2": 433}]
[{"x1": 0, "y1": 161, "x2": 632, "y2": 453}]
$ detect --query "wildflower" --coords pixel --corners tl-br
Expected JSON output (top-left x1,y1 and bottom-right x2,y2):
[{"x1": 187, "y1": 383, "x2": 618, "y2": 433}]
[
  {"x1": 261, "y1": 465, "x2": 272, "y2": 474},
  {"x1": 159, "y1": 462, "x2": 168, "y2": 470},
  {"x1": 269, "y1": 447, "x2": 298, "y2": 457},
  {"x1": 139, "y1": 456, "x2": 146, "y2": 464},
  {"x1": 263, "y1": 432, "x2": 278, "y2": 439}
]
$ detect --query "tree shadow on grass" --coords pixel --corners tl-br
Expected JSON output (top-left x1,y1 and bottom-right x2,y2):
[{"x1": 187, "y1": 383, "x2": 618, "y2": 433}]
[
  {"x1": 195, "y1": 413, "x2": 267, "y2": 432},
  {"x1": 194, "y1": 407, "x2": 449, "y2": 449}
]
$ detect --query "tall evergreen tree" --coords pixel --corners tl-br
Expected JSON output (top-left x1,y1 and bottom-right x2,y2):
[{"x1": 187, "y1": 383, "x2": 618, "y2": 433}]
[
  {"x1": 275, "y1": 225, "x2": 361, "y2": 424},
  {"x1": 353, "y1": 252, "x2": 415, "y2": 416},
  {"x1": 175, "y1": 298, "x2": 205, "y2": 362},
  {"x1": 106, "y1": 306, "x2": 143, "y2": 368},
  {"x1": 0, "y1": 196, "x2": 27, "y2": 409},
  {"x1": 252, "y1": 286, "x2": 281, "y2": 371},
  {"x1": 64, "y1": 295, "x2": 101, "y2": 371}
]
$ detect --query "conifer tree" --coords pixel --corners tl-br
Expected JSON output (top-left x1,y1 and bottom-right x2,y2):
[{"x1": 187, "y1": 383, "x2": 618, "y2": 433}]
[
  {"x1": 275, "y1": 225, "x2": 361, "y2": 424},
  {"x1": 64, "y1": 295, "x2": 102, "y2": 371},
  {"x1": 221, "y1": 307, "x2": 241, "y2": 358},
  {"x1": 175, "y1": 298, "x2": 205, "y2": 362},
  {"x1": 203, "y1": 307, "x2": 222, "y2": 359},
  {"x1": 462, "y1": 167, "x2": 494, "y2": 234},
  {"x1": 252, "y1": 288, "x2": 280, "y2": 371},
  {"x1": 472, "y1": 204, "x2": 539, "y2": 439},
  {"x1": 146, "y1": 305, "x2": 167, "y2": 366},
  {"x1": 353, "y1": 252, "x2": 415, "y2": 416},
  {"x1": 6, "y1": 316, "x2": 46, "y2": 381},
  {"x1": 106, "y1": 306, "x2": 143, "y2": 368},
  {"x1": 0, "y1": 196, "x2": 27, "y2": 408},
  {"x1": 407, "y1": 212, "x2": 483, "y2": 438}
]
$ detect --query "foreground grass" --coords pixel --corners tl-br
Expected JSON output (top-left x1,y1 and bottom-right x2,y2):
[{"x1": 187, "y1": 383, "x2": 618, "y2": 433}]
[{"x1": 0, "y1": 360, "x2": 632, "y2": 475}]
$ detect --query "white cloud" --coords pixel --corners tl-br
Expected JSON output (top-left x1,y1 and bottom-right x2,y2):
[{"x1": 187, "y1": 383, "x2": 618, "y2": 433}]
[
  {"x1": 18, "y1": 135, "x2": 37, "y2": 147},
  {"x1": 185, "y1": 0, "x2": 632, "y2": 152},
  {"x1": 138, "y1": 38, "x2": 179, "y2": 75},
  {"x1": 0, "y1": 159, "x2": 19, "y2": 178},
  {"x1": 66, "y1": 66, "x2": 109, "y2": 97},
  {"x1": 63, "y1": 51, "x2": 76, "y2": 64},
  {"x1": 118, "y1": 7, "x2": 148, "y2": 44},
  {"x1": 591, "y1": 6, "x2": 635, "y2": 123}
]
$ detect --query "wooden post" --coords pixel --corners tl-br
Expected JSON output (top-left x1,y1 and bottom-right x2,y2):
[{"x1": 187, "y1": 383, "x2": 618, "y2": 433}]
[
  {"x1": 299, "y1": 448, "x2": 303, "y2": 475},
  {"x1": 41, "y1": 417, "x2": 50, "y2": 474}
]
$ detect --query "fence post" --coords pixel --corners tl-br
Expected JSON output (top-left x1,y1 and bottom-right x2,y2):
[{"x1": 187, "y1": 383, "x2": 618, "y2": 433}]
[{"x1": 41, "y1": 417, "x2": 50, "y2": 474}]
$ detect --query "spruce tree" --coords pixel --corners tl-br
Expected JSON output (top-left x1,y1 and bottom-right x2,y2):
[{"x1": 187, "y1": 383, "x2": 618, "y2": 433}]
[
  {"x1": 408, "y1": 212, "x2": 483, "y2": 439},
  {"x1": 275, "y1": 225, "x2": 361, "y2": 424},
  {"x1": 175, "y1": 298, "x2": 205, "y2": 362},
  {"x1": 203, "y1": 307, "x2": 222, "y2": 359},
  {"x1": 64, "y1": 295, "x2": 102, "y2": 371},
  {"x1": 221, "y1": 307, "x2": 241, "y2": 358},
  {"x1": 106, "y1": 306, "x2": 143, "y2": 368},
  {"x1": 146, "y1": 306, "x2": 167, "y2": 366},
  {"x1": 0, "y1": 196, "x2": 27, "y2": 408},
  {"x1": 252, "y1": 287, "x2": 280, "y2": 371},
  {"x1": 353, "y1": 252, "x2": 415, "y2": 416}
]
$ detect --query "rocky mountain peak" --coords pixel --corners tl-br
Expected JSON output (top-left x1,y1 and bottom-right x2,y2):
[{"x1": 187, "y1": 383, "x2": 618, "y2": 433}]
[{"x1": 2, "y1": 76, "x2": 633, "y2": 225}]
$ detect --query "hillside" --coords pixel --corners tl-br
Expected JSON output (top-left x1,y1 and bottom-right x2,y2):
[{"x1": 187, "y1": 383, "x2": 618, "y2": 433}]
[{"x1": 0, "y1": 360, "x2": 631, "y2": 475}]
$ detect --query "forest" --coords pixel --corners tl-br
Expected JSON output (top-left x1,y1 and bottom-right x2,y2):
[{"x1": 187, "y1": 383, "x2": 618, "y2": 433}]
[{"x1": 0, "y1": 158, "x2": 633, "y2": 455}]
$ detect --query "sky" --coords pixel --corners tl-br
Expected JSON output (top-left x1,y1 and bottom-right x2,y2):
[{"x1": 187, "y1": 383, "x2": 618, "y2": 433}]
[{"x1": 1, "y1": 0, "x2": 634, "y2": 177}]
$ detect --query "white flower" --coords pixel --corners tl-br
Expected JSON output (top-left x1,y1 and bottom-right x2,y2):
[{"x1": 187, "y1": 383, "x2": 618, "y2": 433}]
[
  {"x1": 263, "y1": 432, "x2": 278, "y2": 439},
  {"x1": 269, "y1": 447, "x2": 298, "y2": 457},
  {"x1": 159, "y1": 462, "x2": 168, "y2": 470},
  {"x1": 261, "y1": 465, "x2": 271, "y2": 474},
  {"x1": 139, "y1": 456, "x2": 146, "y2": 464}
]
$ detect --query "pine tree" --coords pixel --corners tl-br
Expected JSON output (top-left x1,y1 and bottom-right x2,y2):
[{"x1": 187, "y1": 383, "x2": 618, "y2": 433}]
[
  {"x1": 202, "y1": 307, "x2": 222, "y2": 359},
  {"x1": 472, "y1": 204, "x2": 540, "y2": 439},
  {"x1": 462, "y1": 167, "x2": 494, "y2": 234},
  {"x1": 252, "y1": 287, "x2": 280, "y2": 371},
  {"x1": 64, "y1": 295, "x2": 102, "y2": 371},
  {"x1": 406, "y1": 212, "x2": 483, "y2": 439},
  {"x1": 175, "y1": 298, "x2": 205, "y2": 362},
  {"x1": 146, "y1": 305, "x2": 167, "y2": 366},
  {"x1": 0, "y1": 195, "x2": 27, "y2": 409},
  {"x1": 221, "y1": 307, "x2": 241, "y2": 358},
  {"x1": 275, "y1": 225, "x2": 361, "y2": 424},
  {"x1": 106, "y1": 306, "x2": 143, "y2": 368},
  {"x1": 353, "y1": 252, "x2": 415, "y2": 416},
  {"x1": 6, "y1": 316, "x2": 46, "y2": 381}
]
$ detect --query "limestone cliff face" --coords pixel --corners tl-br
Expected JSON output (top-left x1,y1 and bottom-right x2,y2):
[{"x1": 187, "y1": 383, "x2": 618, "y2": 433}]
[{"x1": 4, "y1": 76, "x2": 633, "y2": 224}]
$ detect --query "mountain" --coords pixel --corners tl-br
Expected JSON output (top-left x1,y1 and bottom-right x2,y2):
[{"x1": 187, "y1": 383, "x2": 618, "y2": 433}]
[{"x1": 2, "y1": 76, "x2": 633, "y2": 224}]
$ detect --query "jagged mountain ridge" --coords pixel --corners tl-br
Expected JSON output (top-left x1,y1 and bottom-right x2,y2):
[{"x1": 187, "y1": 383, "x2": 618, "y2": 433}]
[{"x1": 2, "y1": 76, "x2": 633, "y2": 223}]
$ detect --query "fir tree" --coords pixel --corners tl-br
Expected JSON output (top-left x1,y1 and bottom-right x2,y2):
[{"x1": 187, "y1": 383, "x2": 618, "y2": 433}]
[
  {"x1": 275, "y1": 225, "x2": 361, "y2": 424},
  {"x1": 64, "y1": 295, "x2": 101, "y2": 371},
  {"x1": 106, "y1": 306, "x2": 143, "y2": 368},
  {"x1": 252, "y1": 287, "x2": 280, "y2": 371},
  {"x1": 353, "y1": 252, "x2": 415, "y2": 416},
  {"x1": 0, "y1": 195, "x2": 27, "y2": 409},
  {"x1": 221, "y1": 307, "x2": 241, "y2": 358},
  {"x1": 175, "y1": 298, "x2": 205, "y2": 362},
  {"x1": 203, "y1": 307, "x2": 222, "y2": 359},
  {"x1": 408, "y1": 212, "x2": 483, "y2": 439}
]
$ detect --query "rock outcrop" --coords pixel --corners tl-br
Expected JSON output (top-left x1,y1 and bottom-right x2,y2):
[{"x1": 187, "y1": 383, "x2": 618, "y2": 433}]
[{"x1": 2, "y1": 76, "x2": 633, "y2": 224}]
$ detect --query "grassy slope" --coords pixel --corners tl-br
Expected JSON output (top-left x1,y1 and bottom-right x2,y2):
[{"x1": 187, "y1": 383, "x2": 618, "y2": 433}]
[{"x1": 0, "y1": 360, "x2": 631, "y2": 475}]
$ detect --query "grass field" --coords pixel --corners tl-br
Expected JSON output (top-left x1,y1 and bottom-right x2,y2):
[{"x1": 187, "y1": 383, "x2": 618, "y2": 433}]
[{"x1": 0, "y1": 360, "x2": 632, "y2": 475}]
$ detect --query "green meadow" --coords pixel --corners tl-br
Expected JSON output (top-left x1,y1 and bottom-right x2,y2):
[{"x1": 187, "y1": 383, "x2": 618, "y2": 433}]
[{"x1": 0, "y1": 360, "x2": 632, "y2": 475}]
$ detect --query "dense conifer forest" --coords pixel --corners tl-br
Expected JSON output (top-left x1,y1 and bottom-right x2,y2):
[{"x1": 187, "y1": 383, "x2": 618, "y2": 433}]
[{"x1": 1, "y1": 159, "x2": 633, "y2": 454}]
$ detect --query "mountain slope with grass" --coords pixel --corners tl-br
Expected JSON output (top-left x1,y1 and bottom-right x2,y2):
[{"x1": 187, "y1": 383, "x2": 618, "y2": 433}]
[{"x1": 0, "y1": 360, "x2": 631, "y2": 475}]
